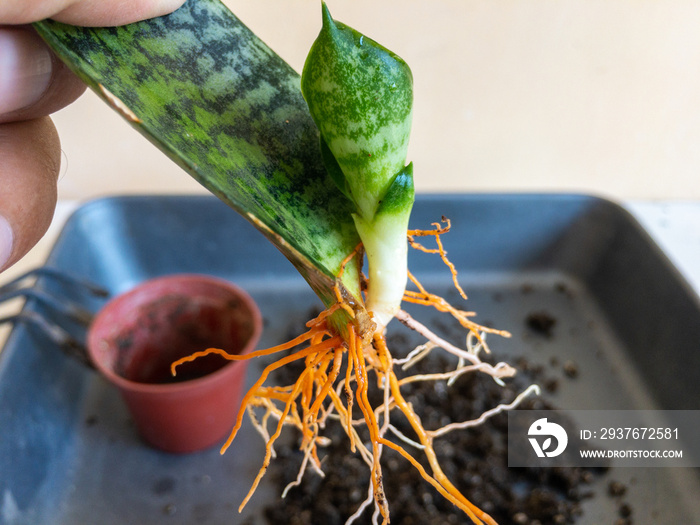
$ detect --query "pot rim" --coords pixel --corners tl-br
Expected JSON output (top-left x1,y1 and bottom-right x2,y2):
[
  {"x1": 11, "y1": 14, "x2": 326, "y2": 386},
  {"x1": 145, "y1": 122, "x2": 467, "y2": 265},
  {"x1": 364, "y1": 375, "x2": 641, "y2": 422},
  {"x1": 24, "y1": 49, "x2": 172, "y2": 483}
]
[{"x1": 86, "y1": 273, "x2": 263, "y2": 395}]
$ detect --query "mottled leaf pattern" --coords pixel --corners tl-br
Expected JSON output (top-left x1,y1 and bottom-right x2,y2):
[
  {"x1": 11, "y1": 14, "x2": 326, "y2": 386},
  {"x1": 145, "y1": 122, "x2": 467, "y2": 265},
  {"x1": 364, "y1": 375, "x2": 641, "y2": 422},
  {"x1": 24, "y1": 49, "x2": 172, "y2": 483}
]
[{"x1": 301, "y1": 3, "x2": 413, "y2": 221}]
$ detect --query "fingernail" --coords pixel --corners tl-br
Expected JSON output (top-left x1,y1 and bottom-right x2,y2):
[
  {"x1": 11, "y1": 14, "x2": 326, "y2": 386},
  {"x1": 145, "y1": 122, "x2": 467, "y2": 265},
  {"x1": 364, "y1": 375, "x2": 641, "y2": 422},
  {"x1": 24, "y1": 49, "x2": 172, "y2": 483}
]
[
  {"x1": 0, "y1": 28, "x2": 53, "y2": 115},
  {"x1": 0, "y1": 215, "x2": 13, "y2": 270}
]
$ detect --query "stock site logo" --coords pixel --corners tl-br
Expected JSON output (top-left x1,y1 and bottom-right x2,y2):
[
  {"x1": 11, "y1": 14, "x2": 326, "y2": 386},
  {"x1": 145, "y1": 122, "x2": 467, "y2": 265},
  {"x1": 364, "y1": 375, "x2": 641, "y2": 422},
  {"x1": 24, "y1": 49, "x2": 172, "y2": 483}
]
[{"x1": 528, "y1": 418, "x2": 568, "y2": 458}]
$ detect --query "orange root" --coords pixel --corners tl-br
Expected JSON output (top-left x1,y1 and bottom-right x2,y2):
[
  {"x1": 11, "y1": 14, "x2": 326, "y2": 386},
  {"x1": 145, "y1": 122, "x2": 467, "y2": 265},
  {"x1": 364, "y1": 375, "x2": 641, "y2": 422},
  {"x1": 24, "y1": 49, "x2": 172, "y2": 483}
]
[{"x1": 408, "y1": 217, "x2": 467, "y2": 300}]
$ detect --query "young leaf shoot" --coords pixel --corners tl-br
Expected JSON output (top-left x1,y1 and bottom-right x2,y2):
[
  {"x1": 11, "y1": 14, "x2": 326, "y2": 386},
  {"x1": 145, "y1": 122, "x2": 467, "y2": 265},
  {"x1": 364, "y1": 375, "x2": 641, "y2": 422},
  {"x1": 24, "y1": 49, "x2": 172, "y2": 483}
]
[{"x1": 301, "y1": 3, "x2": 414, "y2": 332}]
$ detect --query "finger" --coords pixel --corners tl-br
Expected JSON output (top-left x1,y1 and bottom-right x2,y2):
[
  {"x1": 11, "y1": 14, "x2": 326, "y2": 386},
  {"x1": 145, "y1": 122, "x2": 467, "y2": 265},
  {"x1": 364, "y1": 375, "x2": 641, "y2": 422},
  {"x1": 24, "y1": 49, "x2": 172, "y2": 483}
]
[
  {"x1": 0, "y1": 0, "x2": 186, "y2": 27},
  {"x1": 0, "y1": 27, "x2": 86, "y2": 124},
  {"x1": 0, "y1": 118, "x2": 60, "y2": 272}
]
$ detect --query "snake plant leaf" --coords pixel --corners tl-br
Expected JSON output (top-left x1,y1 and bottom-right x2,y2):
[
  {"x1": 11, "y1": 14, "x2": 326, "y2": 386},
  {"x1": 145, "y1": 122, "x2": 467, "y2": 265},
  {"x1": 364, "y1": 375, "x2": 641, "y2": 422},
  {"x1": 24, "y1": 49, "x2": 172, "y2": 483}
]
[
  {"x1": 32, "y1": 0, "x2": 363, "y2": 314},
  {"x1": 301, "y1": 3, "x2": 414, "y2": 330},
  {"x1": 301, "y1": 3, "x2": 413, "y2": 222}
]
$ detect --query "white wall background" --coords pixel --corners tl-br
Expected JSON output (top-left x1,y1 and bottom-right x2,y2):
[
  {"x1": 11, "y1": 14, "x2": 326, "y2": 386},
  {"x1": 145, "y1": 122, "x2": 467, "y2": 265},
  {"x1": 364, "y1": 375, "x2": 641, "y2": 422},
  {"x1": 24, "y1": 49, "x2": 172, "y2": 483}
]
[{"x1": 52, "y1": 0, "x2": 700, "y2": 202}]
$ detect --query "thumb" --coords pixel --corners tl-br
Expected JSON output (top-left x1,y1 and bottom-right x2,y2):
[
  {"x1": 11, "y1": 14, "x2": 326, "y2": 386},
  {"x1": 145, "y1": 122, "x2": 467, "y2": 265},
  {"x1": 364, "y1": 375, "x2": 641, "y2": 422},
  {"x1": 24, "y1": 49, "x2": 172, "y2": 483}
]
[{"x1": 0, "y1": 117, "x2": 60, "y2": 272}]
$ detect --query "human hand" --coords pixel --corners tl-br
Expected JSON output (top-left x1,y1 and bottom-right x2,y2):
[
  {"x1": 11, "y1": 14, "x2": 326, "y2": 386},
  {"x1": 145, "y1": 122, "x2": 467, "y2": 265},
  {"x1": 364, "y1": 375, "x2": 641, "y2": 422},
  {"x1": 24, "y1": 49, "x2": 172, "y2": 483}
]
[{"x1": 0, "y1": 0, "x2": 186, "y2": 272}]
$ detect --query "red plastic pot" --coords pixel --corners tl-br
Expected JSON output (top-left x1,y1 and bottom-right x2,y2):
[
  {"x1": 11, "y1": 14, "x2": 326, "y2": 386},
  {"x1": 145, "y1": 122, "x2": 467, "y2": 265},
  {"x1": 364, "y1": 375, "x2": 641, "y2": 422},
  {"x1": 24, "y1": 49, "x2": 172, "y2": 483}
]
[{"x1": 87, "y1": 274, "x2": 262, "y2": 453}]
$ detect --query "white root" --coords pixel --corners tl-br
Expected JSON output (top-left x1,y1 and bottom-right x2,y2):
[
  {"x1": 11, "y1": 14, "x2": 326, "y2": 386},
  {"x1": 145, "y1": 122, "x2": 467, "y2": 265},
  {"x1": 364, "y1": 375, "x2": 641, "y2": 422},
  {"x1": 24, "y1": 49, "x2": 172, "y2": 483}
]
[
  {"x1": 467, "y1": 330, "x2": 488, "y2": 356},
  {"x1": 282, "y1": 444, "x2": 318, "y2": 498},
  {"x1": 387, "y1": 424, "x2": 425, "y2": 450},
  {"x1": 398, "y1": 362, "x2": 513, "y2": 386},
  {"x1": 395, "y1": 309, "x2": 516, "y2": 383},
  {"x1": 247, "y1": 404, "x2": 276, "y2": 459},
  {"x1": 429, "y1": 384, "x2": 541, "y2": 439},
  {"x1": 394, "y1": 341, "x2": 436, "y2": 369},
  {"x1": 345, "y1": 482, "x2": 375, "y2": 525},
  {"x1": 447, "y1": 355, "x2": 465, "y2": 387}
]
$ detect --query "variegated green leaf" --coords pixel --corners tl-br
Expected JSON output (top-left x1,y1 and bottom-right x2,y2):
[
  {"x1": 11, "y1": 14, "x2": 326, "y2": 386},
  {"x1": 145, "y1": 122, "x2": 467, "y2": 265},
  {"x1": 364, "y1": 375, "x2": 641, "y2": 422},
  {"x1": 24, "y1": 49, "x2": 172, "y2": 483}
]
[{"x1": 301, "y1": 3, "x2": 413, "y2": 221}]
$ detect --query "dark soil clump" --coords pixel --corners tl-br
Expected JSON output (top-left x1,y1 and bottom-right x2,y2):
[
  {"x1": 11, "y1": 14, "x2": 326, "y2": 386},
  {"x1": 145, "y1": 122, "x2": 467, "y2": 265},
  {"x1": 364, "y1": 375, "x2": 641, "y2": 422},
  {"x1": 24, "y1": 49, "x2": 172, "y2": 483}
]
[{"x1": 526, "y1": 311, "x2": 557, "y2": 338}]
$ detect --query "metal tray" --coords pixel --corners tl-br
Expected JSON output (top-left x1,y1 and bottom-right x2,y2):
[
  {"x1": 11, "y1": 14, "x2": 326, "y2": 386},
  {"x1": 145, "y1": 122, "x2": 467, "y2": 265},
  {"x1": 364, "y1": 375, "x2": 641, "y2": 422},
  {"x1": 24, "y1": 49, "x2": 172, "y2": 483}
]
[{"x1": 1, "y1": 194, "x2": 699, "y2": 524}]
